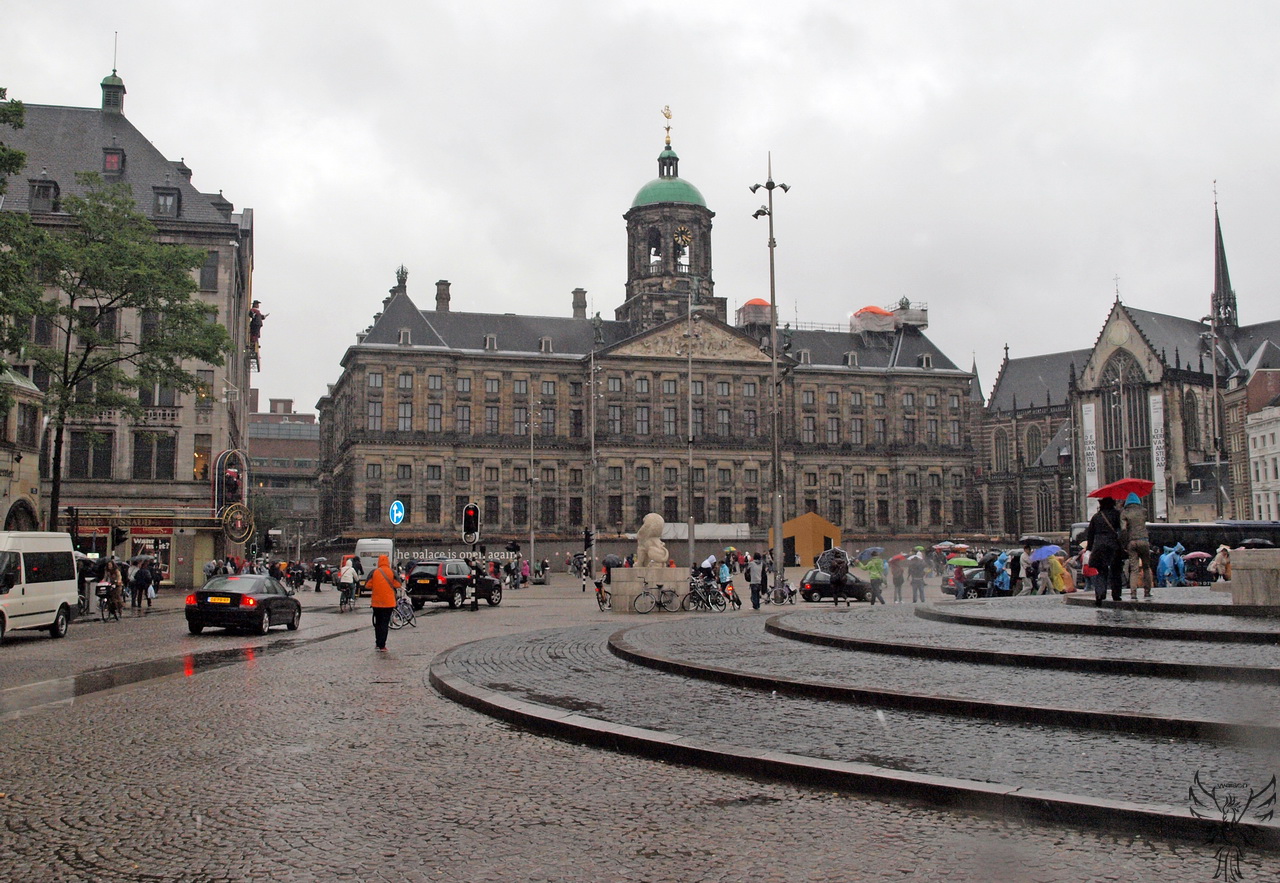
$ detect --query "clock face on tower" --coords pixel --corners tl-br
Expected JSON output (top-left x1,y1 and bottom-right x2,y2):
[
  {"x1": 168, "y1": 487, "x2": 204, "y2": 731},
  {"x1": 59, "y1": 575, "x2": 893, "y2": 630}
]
[{"x1": 673, "y1": 225, "x2": 693, "y2": 247}]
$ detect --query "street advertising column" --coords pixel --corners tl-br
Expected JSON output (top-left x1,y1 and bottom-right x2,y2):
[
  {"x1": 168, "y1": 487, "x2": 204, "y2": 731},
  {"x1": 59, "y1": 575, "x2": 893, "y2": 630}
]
[
  {"x1": 130, "y1": 518, "x2": 174, "y2": 584},
  {"x1": 1081, "y1": 401, "x2": 1099, "y2": 517},
  {"x1": 1149, "y1": 391, "x2": 1167, "y2": 519}
]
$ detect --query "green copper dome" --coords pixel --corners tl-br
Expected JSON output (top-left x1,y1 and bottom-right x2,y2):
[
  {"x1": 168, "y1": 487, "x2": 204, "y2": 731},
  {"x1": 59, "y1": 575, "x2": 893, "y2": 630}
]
[
  {"x1": 631, "y1": 177, "x2": 707, "y2": 208},
  {"x1": 631, "y1": 143, "x2": 706, "y2": 208}
]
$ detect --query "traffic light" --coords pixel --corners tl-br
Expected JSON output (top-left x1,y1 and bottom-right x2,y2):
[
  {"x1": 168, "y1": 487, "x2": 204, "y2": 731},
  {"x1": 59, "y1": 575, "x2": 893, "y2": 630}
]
[
  {"x1": 462, "y1": 502, "x2": 480, "y2": 544},
  {"x1": 583, "y1": 528, "x2": 594, "y2": 551},
  {"x1": 263, "y1": 532, "x2": 275, "y2": 552},
  {"x1": 111, "y1": 525, "x2": 127, "y2": 548}
]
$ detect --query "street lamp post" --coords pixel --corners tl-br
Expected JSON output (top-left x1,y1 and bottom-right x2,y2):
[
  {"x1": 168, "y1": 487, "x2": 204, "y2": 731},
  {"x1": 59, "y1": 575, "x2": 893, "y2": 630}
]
[
  {"x1": 684, "y1": 293, "x2": 699, "y2": 571},
  {"x1": 751, "y1": 155, "x2": 789, "y2": 584},
  {"x1": 528, "y1": 402, "x2": 538, "y2": 576}
]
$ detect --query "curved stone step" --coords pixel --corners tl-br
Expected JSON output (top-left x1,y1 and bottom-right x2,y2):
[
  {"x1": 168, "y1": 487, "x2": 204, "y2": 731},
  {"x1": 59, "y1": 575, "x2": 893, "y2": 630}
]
[
  {"x1": 766, "y1": 608, "x2": 1280, "y2": 683},
  {"x1": 429, "y1": 623, "x2": 1280, "y2": 848}
]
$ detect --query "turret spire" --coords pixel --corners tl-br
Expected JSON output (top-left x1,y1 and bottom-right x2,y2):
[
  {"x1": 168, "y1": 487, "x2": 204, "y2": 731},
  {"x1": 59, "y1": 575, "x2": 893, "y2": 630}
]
[{"x1": 1212, "y1": 190, "x2": 1238, "y2": 329}]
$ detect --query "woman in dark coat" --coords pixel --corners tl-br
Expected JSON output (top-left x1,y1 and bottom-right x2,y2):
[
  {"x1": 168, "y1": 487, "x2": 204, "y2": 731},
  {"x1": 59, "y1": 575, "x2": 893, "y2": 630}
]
[{"x1": 1084, "y1": 496, "x2": 1124, "y2": 605}]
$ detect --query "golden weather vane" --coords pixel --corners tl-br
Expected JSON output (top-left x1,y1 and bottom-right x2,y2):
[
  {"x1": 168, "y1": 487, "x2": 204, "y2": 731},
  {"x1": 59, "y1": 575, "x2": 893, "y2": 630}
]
[{"x1": 662, "y1": 105, "x2": 672, "y2": 145}]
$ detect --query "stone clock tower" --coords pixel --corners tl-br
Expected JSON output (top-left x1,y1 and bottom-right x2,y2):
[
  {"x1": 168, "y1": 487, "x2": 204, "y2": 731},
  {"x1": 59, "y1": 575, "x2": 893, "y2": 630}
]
[{"x1": 616, "y1": 139, "x2": 726, "y2": 331}]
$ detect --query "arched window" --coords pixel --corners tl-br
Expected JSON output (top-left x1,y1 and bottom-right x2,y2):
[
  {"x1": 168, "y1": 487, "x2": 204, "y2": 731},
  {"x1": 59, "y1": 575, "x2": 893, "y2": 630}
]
[
  {"x1": 646, "y1": 227, "x2": 663, "y2": 266},
  {"x1": 1025, "y1": 425, "x2": 1043, "y2": 466},
  {"x1": 1182, "y1": 391, "x2": 1200, "y2": 452},
  {"x1": 1098, "y1": 351, "x2": 1151, "y2": 482},
  {"x1": 1003, "y1": 489, "x2": 1019, "y2": 537},
  {"x1": 1035, "y1": 484, "x2": 1054, "y2": 533},
  {"x1": 994, "y1": 428, "x2": 1010, "y2": 473}
]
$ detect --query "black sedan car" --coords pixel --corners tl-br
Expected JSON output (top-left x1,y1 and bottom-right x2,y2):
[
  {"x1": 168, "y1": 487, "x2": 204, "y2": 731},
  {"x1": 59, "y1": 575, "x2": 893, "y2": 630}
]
[
  {"x1": 798, "y1": 568, "x2": 871, "y2": 603},
  {"x1": 185, "y1": 575, "x2": 301, "y2": 635}
]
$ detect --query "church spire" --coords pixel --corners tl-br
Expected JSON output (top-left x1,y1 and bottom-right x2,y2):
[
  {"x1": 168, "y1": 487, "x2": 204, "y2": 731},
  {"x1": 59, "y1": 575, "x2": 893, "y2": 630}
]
[{"x1": 1212, "y1": 191, "x2": 1238, "y2": 329}]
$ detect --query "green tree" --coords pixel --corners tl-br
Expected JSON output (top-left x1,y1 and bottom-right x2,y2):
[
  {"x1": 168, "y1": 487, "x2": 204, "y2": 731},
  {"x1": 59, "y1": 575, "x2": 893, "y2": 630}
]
[
  {"x1": 8, "y1": 173, "x2": 232, "y2": 531},
  {"x1": 0, "y1": 86, "x2": 37, "y2": 416},
  {"x1": 0, "y1": 86, "x2": 25, "y2": 189}
]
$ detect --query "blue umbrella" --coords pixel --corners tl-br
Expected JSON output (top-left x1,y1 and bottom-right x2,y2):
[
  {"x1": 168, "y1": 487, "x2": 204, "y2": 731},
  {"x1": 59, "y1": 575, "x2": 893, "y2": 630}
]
[
  {"x1": 858, "y1": 546, "x2": 886, "y2": 561},
  {"x1": 1029, "y1": 544, "x2": 1062, "y2": 563}
]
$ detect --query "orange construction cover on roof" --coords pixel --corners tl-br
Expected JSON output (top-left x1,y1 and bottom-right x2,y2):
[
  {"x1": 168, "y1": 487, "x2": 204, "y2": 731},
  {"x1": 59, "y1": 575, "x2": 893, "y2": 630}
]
[
  {"x1": 744, "y1": 298, "x2": 770, "y2": 306},
  {"x1": 855, "y1": 305, "x2": 893, "y2": 316}
]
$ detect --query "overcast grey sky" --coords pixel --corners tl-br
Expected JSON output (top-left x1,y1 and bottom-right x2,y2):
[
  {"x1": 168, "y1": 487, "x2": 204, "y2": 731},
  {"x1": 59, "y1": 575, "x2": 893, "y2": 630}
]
[{"x1": 8, "y1": 1, "x2": 1280, "y2": 412}]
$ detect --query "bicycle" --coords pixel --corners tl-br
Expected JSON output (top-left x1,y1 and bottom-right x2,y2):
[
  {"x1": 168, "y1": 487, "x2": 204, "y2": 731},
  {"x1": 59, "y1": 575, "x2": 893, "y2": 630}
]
[
  {"x1": 388, "y1": 592, "x2": 416, "y2": 629},
  {"x1": 77, "y1": 588, "x2": 91, "y2": 616},
  {"x1": 96, "y1": 583, "x2": 120, "y2": 622},
  {"x1": 593, "y1": 579, "x2": 612, "y2": 611},
  {"x1": 338, "y1": 581, "x2": 357, "y2": 613},
  {"x1": 632, "y1": 579, "x2": 680, "y2": 614},
  {"x1": 681, "y1": 576, "x2": 727, "y2": 612},
  {"x1": 768, "y1": 579, "x2": 797, "y2": 605}
]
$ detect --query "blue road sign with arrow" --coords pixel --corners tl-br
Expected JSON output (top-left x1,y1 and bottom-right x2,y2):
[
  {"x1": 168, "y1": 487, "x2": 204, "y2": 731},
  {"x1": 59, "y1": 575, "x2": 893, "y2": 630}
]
[{"x1": 389, "y1": 500, "x2": 405, "y2": 525}]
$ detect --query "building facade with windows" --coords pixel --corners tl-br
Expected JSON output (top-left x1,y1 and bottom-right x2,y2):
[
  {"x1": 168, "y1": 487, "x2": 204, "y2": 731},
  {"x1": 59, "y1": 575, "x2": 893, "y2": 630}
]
[
  {"x1": 1, "y1": 72, "x2": 255, "y2": 586},
  {"x1": 247, "y1": 393, "x2": 319, "y2": 555},
  {"x1": 315, "y1": 141, "x2": 981, "y2": 558}
]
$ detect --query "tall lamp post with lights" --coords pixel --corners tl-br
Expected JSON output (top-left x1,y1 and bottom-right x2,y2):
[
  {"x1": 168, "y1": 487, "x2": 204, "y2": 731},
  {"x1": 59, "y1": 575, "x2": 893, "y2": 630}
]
[{"x1": 751, "y1": 155, "x2": 789, "y2": 583}]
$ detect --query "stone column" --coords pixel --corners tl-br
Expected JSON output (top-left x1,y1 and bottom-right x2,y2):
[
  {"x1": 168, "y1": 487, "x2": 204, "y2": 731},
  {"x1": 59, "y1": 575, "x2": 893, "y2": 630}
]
[
  {"x1": 1228, "y1": 549, "x2": 1280, "y2": 606},
  {"x1": 607, "y1": 565, "x2": 677, "y2": 614}
]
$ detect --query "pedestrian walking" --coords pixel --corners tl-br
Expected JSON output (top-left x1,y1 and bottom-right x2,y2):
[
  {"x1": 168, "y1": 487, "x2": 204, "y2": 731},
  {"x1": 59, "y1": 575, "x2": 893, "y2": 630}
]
[
  {"x1": 865, "y1": 550, "x2": 887, "y2": 605},
  {"x1": 130, "y1": 560, "x2": 154, "y2": 613},
  {"x1": 747, "y1": 553, "x2": 765, "y2": 610},
  {"x1": 829, "y1": 551, "x2": 851, "y2": 606},
  {"x1": 1121, "y1": 492, "x2": 1152, "y2": 599},
  {"x1": 365, "y1": 554, "x2": 401, "y2": 652},
  {"x1": 1084, "y1": 496, "x2": 1124, "y2": 604},
  {"x1": 889, "y1": 555, "x2": 906, "y2": 603},
  {"x1": 907, "y1": 552, "x2": 926, "y2": 603}
]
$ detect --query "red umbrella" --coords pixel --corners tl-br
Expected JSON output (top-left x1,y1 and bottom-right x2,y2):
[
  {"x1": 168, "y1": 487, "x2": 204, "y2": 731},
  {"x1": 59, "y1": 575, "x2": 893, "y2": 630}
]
[
  {"x1": 889, "y1": 553, "x2": 907, "y2": 562},
  {"x1": 1088, "y1": 478, "x2": 1155, "y2": 500}
]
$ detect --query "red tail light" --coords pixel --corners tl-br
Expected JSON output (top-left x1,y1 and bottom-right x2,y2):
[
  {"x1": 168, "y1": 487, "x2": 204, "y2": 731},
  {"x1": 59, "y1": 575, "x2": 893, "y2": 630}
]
[
  {"x1": 241, "y1": 596, "x2": 257, "y2": 607},
  {"x1": 185, "y1": 593, "x2": 196, "y2": 605},
  {"x1": 438, "y1": 573, "x2": 445, "y2": 585}
]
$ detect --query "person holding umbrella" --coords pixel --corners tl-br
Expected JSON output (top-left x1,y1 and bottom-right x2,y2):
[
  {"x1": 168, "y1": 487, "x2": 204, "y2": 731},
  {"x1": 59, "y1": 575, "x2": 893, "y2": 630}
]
[
  {"x1": 1085, "y1": 496, "x2": 1124, "y2": 604},
  {"x1": 888, "y1": 553, "x2": 907, "y2": 603}
]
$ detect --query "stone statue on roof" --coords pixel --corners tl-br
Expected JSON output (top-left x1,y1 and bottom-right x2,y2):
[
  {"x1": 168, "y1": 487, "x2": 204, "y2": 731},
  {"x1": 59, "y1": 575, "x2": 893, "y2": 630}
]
[{"x1": 591, "y1": 311, "x2": 604, "y2": 345}]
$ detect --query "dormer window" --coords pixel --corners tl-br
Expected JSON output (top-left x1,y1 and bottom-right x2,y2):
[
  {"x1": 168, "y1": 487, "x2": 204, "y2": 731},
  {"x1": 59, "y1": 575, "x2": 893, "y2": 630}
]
[
  {"x1": 103, "y1": 148, "x2": 125, "y2": 176},
  {"x1": 153, "y1": 187, "x2": 180, "y2": 217},
  {"x1": 917, "y1": 354, "x2": 933, "y2": 369},
  {"x1": 398, "y1": 328, "x2": 412, "y2": 345},
  {"x1": 484, "y1": 334, "x2": 497, "y2": 351},
  {"x1": 797, "y1": 349, "x2": 811, "y2": 365},
  {"x1": 539, "y1": 336, "x2": 553, "y2": 353},
  {"x1": 844, "y1": 352, "x2": 859, "y2": 368},
  {"x1": 28, "y1": 175, "x2": 59, "y2": 213}
]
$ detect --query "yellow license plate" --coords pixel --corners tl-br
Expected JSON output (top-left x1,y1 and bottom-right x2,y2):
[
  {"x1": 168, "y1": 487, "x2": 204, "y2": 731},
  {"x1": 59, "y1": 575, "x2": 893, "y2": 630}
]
[{"x1": 208, "y1": 596, "x2": 231, "y2": 604}]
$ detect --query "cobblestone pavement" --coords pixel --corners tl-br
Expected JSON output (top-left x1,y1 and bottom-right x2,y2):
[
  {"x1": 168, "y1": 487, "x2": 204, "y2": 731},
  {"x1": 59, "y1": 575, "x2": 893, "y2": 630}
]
[
  {"x1": 0, "y1": 579, "x2": 1275, "y2": 882},
  {"x1": 775, "y1": 600, "x2": 1280, "y2": 673},
  {"x1": 619, "y1": 610, "x2": 1280, "y2": 729}
]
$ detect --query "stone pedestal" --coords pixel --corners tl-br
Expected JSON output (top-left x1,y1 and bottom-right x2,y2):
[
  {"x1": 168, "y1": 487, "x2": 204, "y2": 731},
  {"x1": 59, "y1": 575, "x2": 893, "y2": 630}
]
[
  {"x1": 607, "y1": 566, "x2": 675, "y2": 614},
  {"x1": 1228, "y1": 549, "x2": 1280, "y2": 606}
]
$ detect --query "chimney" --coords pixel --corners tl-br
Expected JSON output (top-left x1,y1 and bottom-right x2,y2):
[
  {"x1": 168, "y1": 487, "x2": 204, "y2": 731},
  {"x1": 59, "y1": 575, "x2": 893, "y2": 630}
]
[
  {"x1": 572, "y1": 287, "x2": 587, "y2": 319},
  {"x1": 436, "y1": 279, "x2": 451, "y2": 312}
]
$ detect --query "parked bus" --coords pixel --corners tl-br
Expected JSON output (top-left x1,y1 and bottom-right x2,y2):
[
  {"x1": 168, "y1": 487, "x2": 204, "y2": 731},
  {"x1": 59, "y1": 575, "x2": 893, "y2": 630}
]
[{"x1": 1069, "y1": 520, "x2": 1280, "y2": 556}]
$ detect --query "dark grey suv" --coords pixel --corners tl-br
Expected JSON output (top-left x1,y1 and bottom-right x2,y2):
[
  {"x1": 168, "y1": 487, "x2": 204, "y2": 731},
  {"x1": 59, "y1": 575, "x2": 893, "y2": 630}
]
[{"x1": 406, "y1": 559, "x2": 502, "y2": 609}]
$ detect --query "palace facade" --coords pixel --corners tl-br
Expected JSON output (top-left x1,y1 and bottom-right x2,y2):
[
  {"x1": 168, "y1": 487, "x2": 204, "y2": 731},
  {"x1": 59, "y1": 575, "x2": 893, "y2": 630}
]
[{"x1": 316, "y1": 140, "x2": 982, "y2": 560}]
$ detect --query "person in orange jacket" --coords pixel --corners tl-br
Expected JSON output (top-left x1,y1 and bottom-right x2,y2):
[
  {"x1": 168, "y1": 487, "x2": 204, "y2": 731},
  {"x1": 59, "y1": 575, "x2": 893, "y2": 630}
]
[{"x1": 366, "y1": 554, "x2": 401, "y2": 652}]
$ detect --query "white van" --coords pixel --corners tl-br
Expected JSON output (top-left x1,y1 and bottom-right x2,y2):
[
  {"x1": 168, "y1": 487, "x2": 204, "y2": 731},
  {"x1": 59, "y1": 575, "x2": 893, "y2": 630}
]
[
  {"x1": 0, "y1": 532, "x2": 79, "y2": 643},
  {"x1": 354, "y1": 537, "x2": 395, "y2": 582}
]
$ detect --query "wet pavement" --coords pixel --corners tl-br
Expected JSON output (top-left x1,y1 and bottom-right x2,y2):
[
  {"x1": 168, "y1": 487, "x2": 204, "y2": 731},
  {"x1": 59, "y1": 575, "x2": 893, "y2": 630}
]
[{"x1": 1, "y1": 575, "x2": 1276, "y2": 882}]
